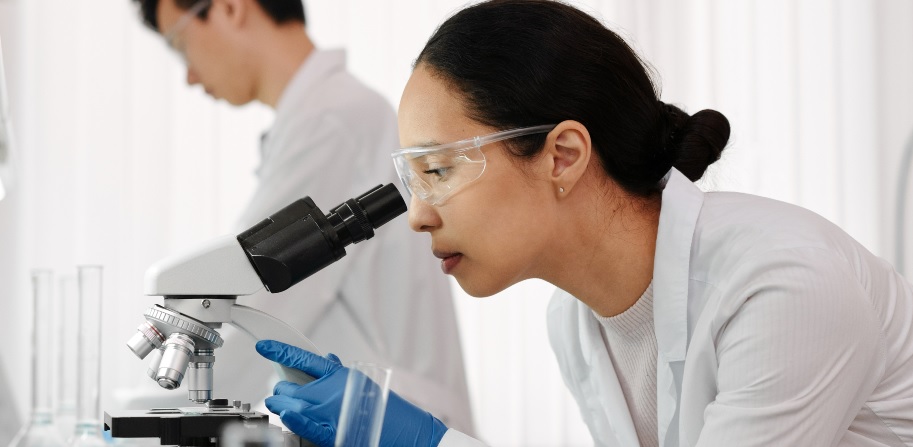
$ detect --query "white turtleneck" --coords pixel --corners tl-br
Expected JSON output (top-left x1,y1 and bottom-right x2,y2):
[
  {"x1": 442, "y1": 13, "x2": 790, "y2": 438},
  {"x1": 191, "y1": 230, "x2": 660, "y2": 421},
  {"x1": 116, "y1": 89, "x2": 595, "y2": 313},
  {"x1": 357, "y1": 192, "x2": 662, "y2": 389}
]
[{"x1": 592, "y1": 282, "x2": 658, "y2": 447}]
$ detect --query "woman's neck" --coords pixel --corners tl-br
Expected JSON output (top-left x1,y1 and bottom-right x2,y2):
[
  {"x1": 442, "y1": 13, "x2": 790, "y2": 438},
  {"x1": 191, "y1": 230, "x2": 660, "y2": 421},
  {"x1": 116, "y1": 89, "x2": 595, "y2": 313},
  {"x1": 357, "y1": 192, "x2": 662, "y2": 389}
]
[{"x1": 547, "y1": 189, "x2": 660, "y2": 317}]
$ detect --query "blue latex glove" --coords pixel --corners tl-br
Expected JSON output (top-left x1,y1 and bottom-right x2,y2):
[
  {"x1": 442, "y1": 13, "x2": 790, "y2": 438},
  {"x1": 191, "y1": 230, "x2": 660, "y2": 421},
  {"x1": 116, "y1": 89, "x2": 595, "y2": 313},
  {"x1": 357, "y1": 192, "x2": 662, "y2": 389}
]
[{"x1": 255, "y1": 340, "x2": 448, "y2": 447}]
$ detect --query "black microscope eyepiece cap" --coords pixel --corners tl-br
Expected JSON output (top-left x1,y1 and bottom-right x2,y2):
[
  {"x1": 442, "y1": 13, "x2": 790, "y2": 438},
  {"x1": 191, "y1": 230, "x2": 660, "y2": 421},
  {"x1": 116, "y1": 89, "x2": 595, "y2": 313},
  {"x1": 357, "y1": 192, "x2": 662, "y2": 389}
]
[{"x1": 357, "y1": 183, "x2": 407, "y2": 229}]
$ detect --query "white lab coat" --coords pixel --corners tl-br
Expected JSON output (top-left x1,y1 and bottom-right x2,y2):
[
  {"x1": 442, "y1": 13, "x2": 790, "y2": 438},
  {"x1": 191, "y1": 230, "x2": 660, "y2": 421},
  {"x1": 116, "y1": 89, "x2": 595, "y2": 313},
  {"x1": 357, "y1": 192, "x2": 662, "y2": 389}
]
[
  {"x1": 546, "y1": 169, "x2": 913, "y2": 446},
  {"x1": 204, "y1": 50, "x2": 474, "y2": 433},
  {"x1": 440, "y1": 168, "x2": 913, "y2": 446}
]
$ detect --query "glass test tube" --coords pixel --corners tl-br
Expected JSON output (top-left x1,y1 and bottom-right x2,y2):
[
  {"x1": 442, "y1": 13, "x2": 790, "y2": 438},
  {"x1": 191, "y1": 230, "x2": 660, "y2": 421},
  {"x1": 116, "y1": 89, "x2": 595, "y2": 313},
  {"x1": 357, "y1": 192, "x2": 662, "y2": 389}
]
[
  {"x1": 32, "y1": 270, "x2": 55, "y2": 417},
  {"x1": 69, "y1": 266, "x2": 104, "y2": 447},
  {"x1": 9, "y1": 270, "x2": 66, "y2": 447},
  {"x1": 54, "y1": 276, "x2": 78, "y2": 439}
]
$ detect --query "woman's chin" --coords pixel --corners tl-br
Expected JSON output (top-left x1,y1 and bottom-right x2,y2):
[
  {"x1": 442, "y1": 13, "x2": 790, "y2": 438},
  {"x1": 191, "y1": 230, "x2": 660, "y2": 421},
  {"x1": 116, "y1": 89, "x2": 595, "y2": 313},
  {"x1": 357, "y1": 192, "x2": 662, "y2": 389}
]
[{"x1": 455, "y1": 275, "x2": 512, "y2": 298}]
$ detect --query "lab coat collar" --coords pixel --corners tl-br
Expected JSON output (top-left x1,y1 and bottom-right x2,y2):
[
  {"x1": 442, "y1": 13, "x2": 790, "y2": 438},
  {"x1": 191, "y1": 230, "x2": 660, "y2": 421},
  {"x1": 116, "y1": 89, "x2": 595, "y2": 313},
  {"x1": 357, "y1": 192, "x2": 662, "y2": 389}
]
[
  {"x1": 654, "y1": 168, "x2": 703, "y2": 362},
  {"x1": 576, "y1": 297, "x2": 640, "y2": 445},
  {"x1": 654, "y1": 168, "x2": 704, "y2": 445}
]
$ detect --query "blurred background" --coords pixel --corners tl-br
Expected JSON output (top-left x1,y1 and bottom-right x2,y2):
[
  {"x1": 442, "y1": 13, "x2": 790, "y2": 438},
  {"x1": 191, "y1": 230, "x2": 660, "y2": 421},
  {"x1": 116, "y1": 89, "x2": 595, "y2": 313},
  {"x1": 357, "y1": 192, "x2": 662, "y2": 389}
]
[{"x1": 0, "y1": 0, "x2": 911, "y2": 446}]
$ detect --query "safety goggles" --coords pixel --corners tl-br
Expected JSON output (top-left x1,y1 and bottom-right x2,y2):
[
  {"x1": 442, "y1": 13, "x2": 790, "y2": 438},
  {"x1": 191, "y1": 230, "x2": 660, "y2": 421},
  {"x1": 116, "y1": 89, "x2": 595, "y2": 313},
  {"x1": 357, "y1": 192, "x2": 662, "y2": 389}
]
[{"x1": 391, "y1": 124, "x2": 556, "y2": 205}]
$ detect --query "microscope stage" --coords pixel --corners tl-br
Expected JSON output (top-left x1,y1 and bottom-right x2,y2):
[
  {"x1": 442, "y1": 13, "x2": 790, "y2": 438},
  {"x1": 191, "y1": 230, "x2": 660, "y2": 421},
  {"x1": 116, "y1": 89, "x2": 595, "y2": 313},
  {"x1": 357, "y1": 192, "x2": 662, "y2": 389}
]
[{"x1": 104, "y1": 399, "x2": 270, "y2": 447}]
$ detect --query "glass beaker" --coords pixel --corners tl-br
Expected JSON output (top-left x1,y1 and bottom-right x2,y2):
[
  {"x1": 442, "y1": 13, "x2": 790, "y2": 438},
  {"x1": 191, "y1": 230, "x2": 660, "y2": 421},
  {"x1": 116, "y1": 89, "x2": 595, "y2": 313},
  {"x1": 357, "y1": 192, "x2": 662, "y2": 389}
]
[
  {"x1": 334, "y1": 362, "x2": 392, "y2": 447},
  {"x1": 9, "y1": 270, "x2": 67, "y2": 447},
  {"x1": 54, "y1": 276, "x2": 78, "y2": 439},
  {"x1": 67, "y1": 266, "x2": 104, "y2": 447}
]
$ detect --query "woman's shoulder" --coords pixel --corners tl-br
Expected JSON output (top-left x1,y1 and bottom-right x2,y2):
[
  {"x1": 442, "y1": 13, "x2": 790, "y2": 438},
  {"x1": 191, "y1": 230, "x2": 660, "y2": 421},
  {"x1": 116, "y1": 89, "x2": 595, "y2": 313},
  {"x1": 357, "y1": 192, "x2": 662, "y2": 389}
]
[
  {"x1": 687, "y1": 191, "x2": 880, "y2": 287},
  {"x1": 696, "y1": 191, "x2": 859, "y2": 257}
]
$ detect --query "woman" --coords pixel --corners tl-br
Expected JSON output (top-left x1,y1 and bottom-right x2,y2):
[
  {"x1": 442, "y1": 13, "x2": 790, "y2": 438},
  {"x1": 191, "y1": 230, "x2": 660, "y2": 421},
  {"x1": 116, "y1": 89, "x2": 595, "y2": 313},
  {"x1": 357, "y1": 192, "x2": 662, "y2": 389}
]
[{"x1": 256, "y1": 1, "x2": 913, "y2": 446}]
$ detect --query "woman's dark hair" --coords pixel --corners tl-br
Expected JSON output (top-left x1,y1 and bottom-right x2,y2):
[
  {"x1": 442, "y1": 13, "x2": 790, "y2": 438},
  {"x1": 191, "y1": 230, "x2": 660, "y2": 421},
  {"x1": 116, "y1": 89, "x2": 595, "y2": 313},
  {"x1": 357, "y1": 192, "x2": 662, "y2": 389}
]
[
  {"x1": 415, "y1": 0, "x2": 730, "y2": 196},
  {"x1": 132, "y1": 0, "x2": 305, "y2": 32}
]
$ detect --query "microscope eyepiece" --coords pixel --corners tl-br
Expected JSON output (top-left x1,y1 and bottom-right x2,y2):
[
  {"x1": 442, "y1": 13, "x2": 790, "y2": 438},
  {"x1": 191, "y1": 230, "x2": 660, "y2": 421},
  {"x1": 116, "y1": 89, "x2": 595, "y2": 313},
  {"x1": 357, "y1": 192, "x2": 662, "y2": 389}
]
[
  {"x1": 354, "y1": 183, "x2": 408, "y2": 229},
  {"x1": 237, "y1": 183, "x2": 407, "y2": 293}
]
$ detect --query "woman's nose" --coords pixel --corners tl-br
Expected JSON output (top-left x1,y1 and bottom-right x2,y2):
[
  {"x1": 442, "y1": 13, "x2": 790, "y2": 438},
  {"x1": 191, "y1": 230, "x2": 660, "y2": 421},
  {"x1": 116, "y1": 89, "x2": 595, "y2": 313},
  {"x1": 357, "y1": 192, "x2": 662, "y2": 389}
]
[{"x1": 407, "y1": 195, "x2": 440, "y2": 233}]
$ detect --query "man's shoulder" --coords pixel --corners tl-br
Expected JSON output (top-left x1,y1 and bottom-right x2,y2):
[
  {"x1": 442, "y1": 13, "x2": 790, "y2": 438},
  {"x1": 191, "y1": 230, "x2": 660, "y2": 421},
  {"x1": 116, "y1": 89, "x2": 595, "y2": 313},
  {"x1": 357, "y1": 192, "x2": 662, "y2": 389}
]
[
  {"x1": 275, "y1": 73, "x2": 394, "y2": 138},
  {"x1": 284, "y1": 61, "x2": 393, "y2": 118}
]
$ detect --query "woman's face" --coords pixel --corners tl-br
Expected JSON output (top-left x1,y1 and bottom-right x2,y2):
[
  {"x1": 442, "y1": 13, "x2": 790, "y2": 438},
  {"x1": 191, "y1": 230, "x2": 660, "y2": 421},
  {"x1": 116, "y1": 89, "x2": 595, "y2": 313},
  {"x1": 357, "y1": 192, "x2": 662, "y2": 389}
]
[{"x1": 398, "y1": 65, "x2": 558, "y2": 297}]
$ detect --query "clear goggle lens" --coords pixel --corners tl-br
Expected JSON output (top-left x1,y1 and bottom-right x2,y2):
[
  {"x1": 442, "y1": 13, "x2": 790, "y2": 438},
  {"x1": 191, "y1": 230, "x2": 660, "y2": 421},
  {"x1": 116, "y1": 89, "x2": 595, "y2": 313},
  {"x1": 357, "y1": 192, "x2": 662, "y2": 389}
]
[
  {"x1": 393, "y1": 148, "x2": 486, "y2": 206},
  {"x1": 392, "y1": 124, "x2": 556, "y2": 205}
]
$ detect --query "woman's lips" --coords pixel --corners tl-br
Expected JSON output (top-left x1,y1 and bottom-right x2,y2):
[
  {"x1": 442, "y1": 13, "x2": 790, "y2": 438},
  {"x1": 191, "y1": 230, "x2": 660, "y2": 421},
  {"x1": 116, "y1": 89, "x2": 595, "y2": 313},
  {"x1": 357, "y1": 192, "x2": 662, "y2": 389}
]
[{"x1": 434, "y1": 251, "x2": 463, "y2": 274}]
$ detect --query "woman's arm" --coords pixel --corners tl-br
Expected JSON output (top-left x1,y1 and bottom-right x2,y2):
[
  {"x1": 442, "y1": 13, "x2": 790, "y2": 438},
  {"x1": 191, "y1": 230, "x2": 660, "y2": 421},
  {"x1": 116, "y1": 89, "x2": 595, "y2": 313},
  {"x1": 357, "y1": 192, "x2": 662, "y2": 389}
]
[{"x1": 697, "y1": 248, "x2": 884, "y2": 446}]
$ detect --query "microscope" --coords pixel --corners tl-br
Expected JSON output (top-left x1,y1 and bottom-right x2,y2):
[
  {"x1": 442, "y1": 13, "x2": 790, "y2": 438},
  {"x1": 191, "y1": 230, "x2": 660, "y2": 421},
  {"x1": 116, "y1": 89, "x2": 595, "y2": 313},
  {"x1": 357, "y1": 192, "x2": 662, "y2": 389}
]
[{"x1": 104, "y1": 184, "x2": 407, "y2": 447}]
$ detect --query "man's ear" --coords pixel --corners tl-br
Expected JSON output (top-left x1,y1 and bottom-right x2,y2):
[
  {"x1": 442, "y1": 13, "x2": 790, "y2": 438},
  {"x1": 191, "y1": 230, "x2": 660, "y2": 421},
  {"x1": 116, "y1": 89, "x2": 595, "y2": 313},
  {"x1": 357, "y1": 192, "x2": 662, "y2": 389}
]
[
  {"x1": 544, "y1": 120, "x2": 592, "y2": 197},
  {"x1": 214, "y1": 0, "x2": 248, "y2": 28}
]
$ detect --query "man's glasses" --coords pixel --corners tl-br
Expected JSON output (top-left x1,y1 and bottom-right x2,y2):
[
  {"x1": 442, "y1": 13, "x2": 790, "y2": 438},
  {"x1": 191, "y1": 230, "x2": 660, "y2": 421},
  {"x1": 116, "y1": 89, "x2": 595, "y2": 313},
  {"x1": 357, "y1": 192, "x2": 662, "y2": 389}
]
[{"x1": 162, "y1": 0, "x2": 211, "y2": 62}]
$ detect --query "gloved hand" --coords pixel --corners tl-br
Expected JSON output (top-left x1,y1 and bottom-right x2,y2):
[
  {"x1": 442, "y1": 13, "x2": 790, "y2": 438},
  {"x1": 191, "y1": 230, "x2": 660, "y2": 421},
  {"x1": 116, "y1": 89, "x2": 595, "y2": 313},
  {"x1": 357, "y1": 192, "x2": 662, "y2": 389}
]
[{"x1": 256, "y1": 340, "x2": 449, "y2": 447}]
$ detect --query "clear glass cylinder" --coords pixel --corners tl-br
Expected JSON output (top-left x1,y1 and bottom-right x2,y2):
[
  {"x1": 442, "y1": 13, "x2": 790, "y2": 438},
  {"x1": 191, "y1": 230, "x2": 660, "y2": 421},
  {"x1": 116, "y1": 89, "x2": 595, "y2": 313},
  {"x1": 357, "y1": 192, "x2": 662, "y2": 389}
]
[
  {"x1": 54, "y1": 275, "x2": 78, "y2": 439},
  {"x1": 68, "y1": 265, "x2": 104, "y2": 447},
  {"x1": 9, "y1": 270, "x2": 66, "y2": 447},
  {"x1": 335, "y1": 362, "x2": 392, "y2": 447}
]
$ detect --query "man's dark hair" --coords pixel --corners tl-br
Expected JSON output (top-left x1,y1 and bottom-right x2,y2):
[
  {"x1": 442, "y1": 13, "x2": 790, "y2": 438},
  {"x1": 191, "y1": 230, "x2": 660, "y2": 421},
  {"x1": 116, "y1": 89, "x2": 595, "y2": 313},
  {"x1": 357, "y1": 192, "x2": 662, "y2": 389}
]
[{"x1": 132, "y1": 0, "x2": 305, "y2": 32}]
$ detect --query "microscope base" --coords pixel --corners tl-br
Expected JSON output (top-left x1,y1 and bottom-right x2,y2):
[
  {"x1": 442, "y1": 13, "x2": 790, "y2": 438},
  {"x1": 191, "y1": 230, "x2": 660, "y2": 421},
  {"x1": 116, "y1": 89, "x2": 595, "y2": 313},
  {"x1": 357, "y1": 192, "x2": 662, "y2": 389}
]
[{"x1": 104, "y1": 400, "x2": 314, "y2": 447}]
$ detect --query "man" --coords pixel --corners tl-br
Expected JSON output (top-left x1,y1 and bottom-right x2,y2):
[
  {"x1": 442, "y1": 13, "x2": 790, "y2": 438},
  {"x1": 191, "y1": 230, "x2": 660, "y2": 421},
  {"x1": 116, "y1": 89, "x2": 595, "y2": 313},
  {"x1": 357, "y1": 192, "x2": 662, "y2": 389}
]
[{"x1": 128, "y1": 0, "x2": 474, "y2": 433}]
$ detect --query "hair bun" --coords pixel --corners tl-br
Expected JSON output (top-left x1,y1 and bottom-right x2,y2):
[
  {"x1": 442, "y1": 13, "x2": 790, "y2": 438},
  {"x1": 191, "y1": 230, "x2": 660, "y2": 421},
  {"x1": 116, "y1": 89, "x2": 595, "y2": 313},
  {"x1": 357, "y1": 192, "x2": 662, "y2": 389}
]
[{"x1": 671, "y1": 108, "x2": 730, "y2": 181}]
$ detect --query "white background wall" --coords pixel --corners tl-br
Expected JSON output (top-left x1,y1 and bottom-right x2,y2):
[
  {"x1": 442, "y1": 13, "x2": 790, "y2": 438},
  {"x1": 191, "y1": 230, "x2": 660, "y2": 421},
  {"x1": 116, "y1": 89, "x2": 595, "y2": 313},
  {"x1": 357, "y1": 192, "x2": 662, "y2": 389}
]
[{"x1": 1, "y1": 1, "x2": 912, "y2": 446}]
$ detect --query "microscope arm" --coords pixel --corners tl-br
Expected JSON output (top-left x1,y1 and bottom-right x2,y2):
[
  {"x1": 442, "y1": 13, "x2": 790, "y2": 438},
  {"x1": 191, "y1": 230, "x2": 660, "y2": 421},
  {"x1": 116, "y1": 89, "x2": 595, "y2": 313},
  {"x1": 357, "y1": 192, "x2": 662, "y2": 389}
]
[{"x1": 229, "y1": 304, "x2": 320, "y2": 386}]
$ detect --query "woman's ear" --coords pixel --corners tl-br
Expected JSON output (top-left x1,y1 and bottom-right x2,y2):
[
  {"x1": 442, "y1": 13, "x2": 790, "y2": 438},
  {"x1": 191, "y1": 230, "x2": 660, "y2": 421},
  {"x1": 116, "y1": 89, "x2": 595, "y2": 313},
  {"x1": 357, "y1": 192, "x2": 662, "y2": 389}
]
[{"x1": 545, "y1": 120, "x2": 592, "y2": 197}]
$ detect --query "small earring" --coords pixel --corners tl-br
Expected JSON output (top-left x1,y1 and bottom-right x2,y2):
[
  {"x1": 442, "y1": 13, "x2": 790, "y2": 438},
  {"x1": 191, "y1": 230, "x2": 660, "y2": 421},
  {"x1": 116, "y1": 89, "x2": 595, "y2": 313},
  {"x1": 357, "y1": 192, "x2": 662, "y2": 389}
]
[{"x1": 558, "y1": 187, "x2": 565, "y2": 193}]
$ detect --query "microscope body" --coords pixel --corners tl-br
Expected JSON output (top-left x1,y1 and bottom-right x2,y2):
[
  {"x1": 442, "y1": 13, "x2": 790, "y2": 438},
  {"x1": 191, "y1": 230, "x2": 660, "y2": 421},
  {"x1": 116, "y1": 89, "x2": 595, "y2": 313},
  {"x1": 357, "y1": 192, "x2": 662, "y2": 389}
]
[
  {"x1": 107, "y1": 185, "x2": 405, "y2": 447},
  {"x1": 112, "y1": 184, "x2": 405, "y2": 427},
  {"x1": 126, "y1": 233, "x2": 319, "y2": 403}
]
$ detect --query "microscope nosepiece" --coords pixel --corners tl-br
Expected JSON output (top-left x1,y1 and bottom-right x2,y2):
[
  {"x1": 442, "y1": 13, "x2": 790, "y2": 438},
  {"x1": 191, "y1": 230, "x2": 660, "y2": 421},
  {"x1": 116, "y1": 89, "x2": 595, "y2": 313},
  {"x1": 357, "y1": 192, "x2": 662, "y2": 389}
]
[{"x1": 156, "y1": 333, "x2": 195, "y2": 389}]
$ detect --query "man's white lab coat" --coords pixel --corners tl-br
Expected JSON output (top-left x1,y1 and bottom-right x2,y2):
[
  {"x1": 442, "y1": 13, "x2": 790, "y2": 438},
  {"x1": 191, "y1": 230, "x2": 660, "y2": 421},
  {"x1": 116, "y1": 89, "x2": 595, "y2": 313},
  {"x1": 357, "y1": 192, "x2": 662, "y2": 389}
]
[
  {"x1": 442, "y1": 168, "x2": 913, "y2": 446},
  {"x1": 210, "y1": 50, "x2": 474, "y2": 434}
]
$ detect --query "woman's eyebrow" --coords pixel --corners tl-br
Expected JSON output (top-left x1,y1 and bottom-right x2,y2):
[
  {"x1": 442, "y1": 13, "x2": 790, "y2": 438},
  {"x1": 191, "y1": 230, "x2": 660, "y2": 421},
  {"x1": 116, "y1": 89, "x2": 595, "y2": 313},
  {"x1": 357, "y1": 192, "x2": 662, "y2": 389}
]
[{"x1": 404, "y1": 140, "x2": 443, "y2": 149}]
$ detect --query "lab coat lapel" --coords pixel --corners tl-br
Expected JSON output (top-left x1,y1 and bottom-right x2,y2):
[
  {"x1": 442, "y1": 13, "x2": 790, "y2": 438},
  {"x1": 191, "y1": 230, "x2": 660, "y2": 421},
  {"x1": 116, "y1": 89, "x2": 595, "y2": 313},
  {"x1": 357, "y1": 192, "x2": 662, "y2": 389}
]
[
  {"x1": 653, "y1": 169, "x2": 704, "y2": 446},
  {"x1": 576, "y1": 302, "x2": 640, "y2": 446}
]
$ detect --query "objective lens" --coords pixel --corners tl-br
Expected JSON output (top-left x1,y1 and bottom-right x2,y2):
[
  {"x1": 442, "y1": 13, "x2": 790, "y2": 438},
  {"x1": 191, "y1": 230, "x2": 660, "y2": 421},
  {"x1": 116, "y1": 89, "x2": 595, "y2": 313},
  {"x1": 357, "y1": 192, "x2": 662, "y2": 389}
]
[
  {"x1": 127, "y1": 321, "x2": 165, "y2": 359},
  {"x1": 146, "y1": 347, "x2": 164, "y2": 380},
  {"x1": 187, "y1": 349, "x2": 214, "y2": 403},
  {"x1": 156, "y1": 333, "x2": 195, "y2": 390}
]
